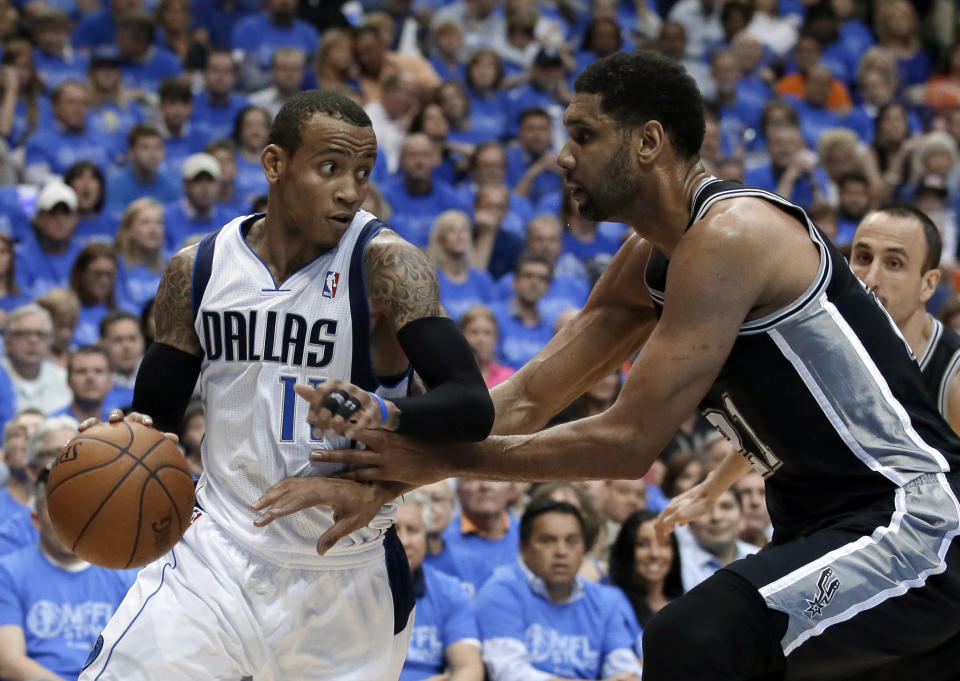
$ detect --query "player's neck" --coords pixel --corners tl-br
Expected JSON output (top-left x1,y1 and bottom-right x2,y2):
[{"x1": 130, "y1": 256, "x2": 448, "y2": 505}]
[
  {"x1": 902, "y1": 311, "x2": 934, "y2": 360},
  {"x1": 254, "y1": 215, "x2": 336, "y2": 282},
  {"x1": 630, "y1": 162, "x2": 710, "y2": 258}
]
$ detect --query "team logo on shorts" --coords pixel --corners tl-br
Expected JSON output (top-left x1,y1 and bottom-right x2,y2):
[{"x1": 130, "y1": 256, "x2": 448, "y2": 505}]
[
  {"x1": 83, "y1": 634, "x2": 104, "y2": 670},
  {"x1": 804, "y1": 567, "x2": 840, "y2": 618},
  {"x1": 323, "y1": 271, "x2": 340, "y2": 299}
]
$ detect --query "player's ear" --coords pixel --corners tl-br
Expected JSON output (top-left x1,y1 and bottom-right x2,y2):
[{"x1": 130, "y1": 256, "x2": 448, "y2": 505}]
[
  {"x1": 634, "y1": 120, "x2": 665, "y2": 165},
  {"x1": 261, "y1": 144, "x2": 285, "y2": 183},
  {"x1": 920, "y1": 266, "x2": 941, "y2": 303}
]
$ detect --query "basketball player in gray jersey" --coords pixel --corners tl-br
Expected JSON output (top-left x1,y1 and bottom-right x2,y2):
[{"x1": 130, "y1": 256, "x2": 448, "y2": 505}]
[
  {"x1": 309, "y1": 52, "x2": 960, "y2": 680},
  {"x1": 77, "y1": 91, "x2": 493, "y2": 680}
]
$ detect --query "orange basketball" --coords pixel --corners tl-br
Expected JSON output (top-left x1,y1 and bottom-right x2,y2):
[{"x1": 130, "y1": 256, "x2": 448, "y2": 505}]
[{"x1": 47, "y1": 421, "x2": 196, "y2": 569}]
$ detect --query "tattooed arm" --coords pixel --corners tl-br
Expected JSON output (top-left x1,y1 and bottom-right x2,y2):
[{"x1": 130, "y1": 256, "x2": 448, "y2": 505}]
[{"x1": 153, "y1": 245, "x2": 203, "y2": 356}]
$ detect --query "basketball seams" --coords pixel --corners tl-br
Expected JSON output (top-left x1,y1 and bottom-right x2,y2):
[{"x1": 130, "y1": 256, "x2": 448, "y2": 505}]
[
  {"x1": 125, "y1": 464, "x2": 152, "y2": 568},
  {"x1": 47, "y1": 424, "x2": 137, "y2": 497},
  {"x1": 69, "y1": 434, "x2": 172, "y2": 552}
]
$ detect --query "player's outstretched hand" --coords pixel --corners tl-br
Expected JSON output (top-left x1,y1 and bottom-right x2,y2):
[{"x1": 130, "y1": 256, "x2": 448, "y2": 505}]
[
  {"x1": 250, "y1": 477, "x2": 407, "y2": 554},
  {"x1": 294, "y1": 381, "x2": 399, "y2": 440},
  {"x1": 654, "y1": 480, "x2": 718, "y2": 544},
  {"x1": 77, "y1": 409, "x2": 179, "y2": 444},
  {"x1": 311, "y1": 428, "x2": 461, "y2": 487}
]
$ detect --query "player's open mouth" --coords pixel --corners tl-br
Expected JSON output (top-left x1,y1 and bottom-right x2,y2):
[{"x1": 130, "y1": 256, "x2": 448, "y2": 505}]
[{"x1": 329, "y1": 214, "x2": 353, "y2": 225}]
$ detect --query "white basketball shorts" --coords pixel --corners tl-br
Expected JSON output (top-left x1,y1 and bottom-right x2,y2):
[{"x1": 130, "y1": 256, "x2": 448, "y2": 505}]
[{"x1": 79, "y1": 510, "x2": 416, "y2": 681}]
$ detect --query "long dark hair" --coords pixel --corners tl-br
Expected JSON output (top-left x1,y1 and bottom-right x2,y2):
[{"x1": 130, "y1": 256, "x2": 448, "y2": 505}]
[
  {"x1": 64, "y1": 161, "x2": 107, "y2": 214},
  {"x1": 69, "y1": 242, "x2": 118, "y2": 308},
  {"x1": 608, "y1": 510, "x2": 684, "y2": 627}
]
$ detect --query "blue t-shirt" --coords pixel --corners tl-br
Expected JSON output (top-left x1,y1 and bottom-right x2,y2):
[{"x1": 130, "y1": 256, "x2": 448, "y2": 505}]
[
  {"x1": 163, "y1": 201, "x2": 233, "y2": 253},
  {"x1": 437, "y1": 268, "x2": 497, "y2": 323},
  {"x1": 380, "y1": 178, "x2": 471, "y2": 248},
  {"x1": 785, "y1": 97, "x2": 843, "y2": 150},
  {"x1": 160, "y1": 125, "x2": 212, "y2": 179},
  {"x1": 504, "y1": 146, "x2": 563, "y2": 206},
  {"x1": 191, "y1": 0, "x2": 260, "y2": 47},
  {"x1": 32, "y1": 49, "x2": 88, "y2": 90},
  {"x1": 103, "y1": 384, "x2": 134, "y2": 413},
  {"x1": 25, "y1": 125, "x2": 114, "y2": 178},
  {"x1": 441, "y1": 514, "x2": 521, "y2": 595},
  {"x1": 74, "y1": 212, "x2": 119, "y2": 247},
  {"x1": 0, "y1": 364, "x2": 17, "y2": 434},
  {"x1": 51, "y1": 402, "x2": 113, "y2": 422},
  {"x1": 495, "y1": 275, "x2": 590, "y2": 325},
  {"x1": 503, "y1": 83, "x2": 562, "y2": 140},
  {"x1": 492, "y1": 302, "x2": 555, "y2": 370},
  {"x1": 119, "y1": 47, "x2": 183, "y2": 93},
  {"x1": 230, "y1": 12, "x2": 319, "y2": 71},
  {"x1": 743, "y1": 162, "x2": 829, "y2": 212},
  {"x1": 476, "y1": 562, "x2": 640, "y2": 680},
  {"x1": 400, "y1": 565, "x2": 480, "y2": 681},
  {"x1": 116, "y1": 258, "x2": 164, "y2": 312},
  {"x1": 0, "y1": 488, "x2": 27, "y2": 524},
  {"x1": 106, "y1": 168, "x2": 182, "y2": 218},
  {"x1": 0, "y1": 544, "x2": 137, "y2": 680},
  {"x1": 0, "y1": 512, "x2": 37, "y2": 557},
  {"x1": 465, "y1": 87, "x2": 509, "y2": 143},
  {"x1": 72, "y1": 302, "x2": 135, "y2": 348},
  {"x1": 7, "y1": 97, "x2": 54, "y2": 148},
  {"x1": 561, "y1": 229, "x2": 621, "y2": 264},
  {"x1": 70, "y1": 8, "x2": 115, "y2": 48},
  {"x1": 191, "y1": 92, "x2": 250, "y2": 144},
  {"x1": 87, "y1": 100, "x2": 146, "y2": 149},
  {"x1": 0, "y1": 187, "x2": 30, "y2": 242},
  {"x1": 234, "y1": 154, "x2": 270, "y2": 209},
  {"x1": 15, "y1": 236, "x2": 83, "y2": 298}
]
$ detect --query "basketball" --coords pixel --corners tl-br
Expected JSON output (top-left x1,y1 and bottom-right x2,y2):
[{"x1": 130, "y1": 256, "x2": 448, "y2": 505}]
[{"x1": 46, "y1": 420, "x2": 196, "y2": 569}]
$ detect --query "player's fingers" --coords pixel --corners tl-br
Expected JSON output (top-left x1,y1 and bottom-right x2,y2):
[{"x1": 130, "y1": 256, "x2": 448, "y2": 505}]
[
  {"x1": 316, "y1": 518, "x2": 354, "y2": 555},
  {"x1": 77, "y1": 417, "x2": 101, "y2": 431},
  {"x1": 108, "y1": 409, "x2": 126, "y2": 423},
  {"x1": 310, "y1": 448, "x2": 378, "y2": 466},
  {"x1": 329, "y1": 467, "x2": 381, "y2": 482},
  {"x1": 292, "y1": 383, "x2": 319, "y2": 404},
  {"x1": 250, "y1": 483, "x2": 287, "y2": 511}
]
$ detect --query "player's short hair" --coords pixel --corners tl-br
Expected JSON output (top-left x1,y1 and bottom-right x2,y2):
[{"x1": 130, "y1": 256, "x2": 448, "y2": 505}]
[
  {"x1": 575, "y1": 51, "x2": 705, "y2": 161},
  {"x1": 874, "y1": 204, "x2": 942, "y2": 273},
  {"x1": 520, "y1": 498, "x2": 585, "y2": 545},
  {"x1": 67, "y1": 345, "x2": 111, "y2": 375},
  {"x1": 100, "y1": 310, "x2": 142, "y2": 339},
  {"x1": 267, "y1": 90, "x2": 371, "y2": 157}
]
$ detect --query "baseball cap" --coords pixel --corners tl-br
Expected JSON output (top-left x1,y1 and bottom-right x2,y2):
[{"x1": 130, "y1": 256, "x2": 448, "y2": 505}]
[
  {"x1": 35, "y1": 182, "x2": 78, "y2": 213},
  {"x1": 916, "y1": 173, "x2": 949, "y2": 198},
  {"x1": 534, "y1": 45, "x2": 565, "y2": 69},
  {"x1": 182, "y1": 153, "x2": 222, "y2": 181},
  {"x1": 90, "y1": 45, "x2": 122, "y2": 69}
]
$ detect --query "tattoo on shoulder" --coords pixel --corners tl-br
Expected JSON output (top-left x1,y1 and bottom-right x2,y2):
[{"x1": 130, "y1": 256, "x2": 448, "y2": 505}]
[
  {"x1": 365, "y1": 233, "x2": 445, "y2": 330},
  {"x1": 154, "y1": 245, "x2": 203, "y2": 356}
]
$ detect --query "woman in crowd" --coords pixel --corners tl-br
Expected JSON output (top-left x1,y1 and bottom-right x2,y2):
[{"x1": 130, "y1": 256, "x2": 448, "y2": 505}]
[
  {"x1": 608, "y1": 510, "x2": 684, "y2": 633},
  {"x1": 231, "y1": 106, "x2": 271, "y2": 208},
  {"x1": 65, "y1": 161, "x2": 118, "y2": 245},
  {"x1": 69, "y1": 242, "x2": 128, "y2": 347},
  {"x1": 869, "y1": 102, "x2": 918, "y2": 195},
  {"x1": 312, "y1": 28, "x2": 361, "y2": 99},
  {"x1": 874, "y1": 0, "x2": 932, "y2": 89},
  {"x1": 660, "y1": 450, "x2": 706, "y2": 500},
  {"x1": 459, "y1": 304, "x2": 513, "y2": 388},
  {"x1": 0, "y1": 231, "x2": 29, "y2": 318},
  {"x1": 463, "y1": 50, "x2": 508, "y2": 143},
  {"x1": 36, "y1": 287, "x2": 79, "y2": 368},
  {"x1": 0, "y1": 40, "x2": 47, "y2": 148},
  {"x1": 409, "y1": 101, "x2": 469, "y2": 185},
  {"x1": 427, "y1": 211, "x2": 497, "y2": 323},
  {"x1": 114, "y1": 198, "x2": 166, "y2": 312},
  {"x1": 435, "y1": 79, "x2": 488, "y2": 147}
]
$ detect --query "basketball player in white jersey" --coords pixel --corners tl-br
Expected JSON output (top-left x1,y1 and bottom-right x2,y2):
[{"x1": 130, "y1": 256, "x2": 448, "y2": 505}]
[{"x1": 77, "y1": 90, "x2": 493, "y2": 681}]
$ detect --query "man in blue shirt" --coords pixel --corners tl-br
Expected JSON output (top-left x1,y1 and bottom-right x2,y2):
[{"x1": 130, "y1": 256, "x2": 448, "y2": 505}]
[
  {"x1": 99, "y1": 311, "x2": 144, "y2": 412},
  {"x1": 505, "y1": 108, "x2": 563, "y2": 207},
  {"x1": 743, "y1": 121, "x2": 829, "y2": 211},
  {"x1": 205, "y1": 139, "x2": 250, "y2": 215},
  {"x1": 155, "y1": 78, "x2": 210, "y2": 177},
  {"x1": 492, "y1": 253, "x2": 556, "y2": 370},
  {"x1": 438, "y1": 479, "x2": 521, "y2": 597},
  {"x1": 164, "y1": 152, "x2": 233, "y2": 252},
  {"x1": 231, "y1": 0, "x2": 319, "y2": 90},
  {"x1": 495, "y1": 216, "x2": 590, "y2": 323},
  {"x1": 785, "y1": 65, "x2": 844, "y2": 150},
  {"x1": 24, "y1": 81, "x2": 114, "y2": 186},
  {"x1": 115, "y1": 12, "x2": 183, "y2": 94},
  {"x1": 191, "y1": 49, "x2": 250, "y2": 144},
  {"x1": 86, "y1": 47, "x2": 146, "y2": 153},
  {"x1": 16, "y1": 183, "x2": 83, "y2": 298},
  {"x1": 380, "y1": 133, "x2": 471, "y2": 248},
  {"x1": 0, "y1": 410, "x2": 45, "y2": 534},
  {"x1": 504, "y1": 47, "x2": 568, "y2": 141},
  {"x1": 397, "y1": 495, "x2": 484, "y2": 681},
  {"x1": 476, "y1": 498, "x2": 642, "y2": 681},
  {"x1": 51, "y1": 346, "x2": 114, "y2": 423},
  {"x1": 0, "y1": 464, "x2": 137, "y2": 680},
  {"x1": 31, "y1": 8, "x2": 89, "y2": 89},
  {"x1": 106, "y1": 124, "x2": 181, "y2": 217}
]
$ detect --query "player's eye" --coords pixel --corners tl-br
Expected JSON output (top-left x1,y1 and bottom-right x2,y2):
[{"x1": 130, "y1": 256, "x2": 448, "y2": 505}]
[
  {"x1": 319, "y1": 162, "x2": 335, "y2": 174},
  {"x1": 356, "y1": 168, "x2": 370, "y2": 181}
]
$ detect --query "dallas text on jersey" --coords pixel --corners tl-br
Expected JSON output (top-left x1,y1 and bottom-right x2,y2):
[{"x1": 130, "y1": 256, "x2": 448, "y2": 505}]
[{"x1": 201, "y1": 310, "x2": 338, "y2": 367}]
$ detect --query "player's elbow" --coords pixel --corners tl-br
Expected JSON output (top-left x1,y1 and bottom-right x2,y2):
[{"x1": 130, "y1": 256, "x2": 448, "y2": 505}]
[{"x1": 462, "y1": 384, "x2": 495, "y2": 441}]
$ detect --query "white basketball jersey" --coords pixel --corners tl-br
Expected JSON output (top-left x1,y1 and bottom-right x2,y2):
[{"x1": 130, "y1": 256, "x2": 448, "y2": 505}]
[{"x1": 192, "y1": 210, "x2": 409, "y2": 566}]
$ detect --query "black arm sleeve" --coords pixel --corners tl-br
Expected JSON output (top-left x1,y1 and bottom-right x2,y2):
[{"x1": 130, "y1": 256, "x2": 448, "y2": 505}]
[
  {"x1": 392, "y1": 317, "x2": 495, "y2": 442},
  {"x1": 131, "y1": 342, "x2": 203, "y2": 434}
]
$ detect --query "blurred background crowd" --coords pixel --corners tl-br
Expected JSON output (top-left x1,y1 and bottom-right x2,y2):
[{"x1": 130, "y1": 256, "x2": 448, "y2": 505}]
[{"x1": 0, "y1": 0, "x2": 958, "y2": 678}]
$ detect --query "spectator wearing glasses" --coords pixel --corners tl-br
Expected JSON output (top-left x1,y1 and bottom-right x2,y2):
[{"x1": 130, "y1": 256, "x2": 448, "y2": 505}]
[
  {"x1": 492, "y1": 253, "x2": 555, "y2": 370},
  {"x1": 1, "y1": 305, "x2": 70, "y2": 414}
]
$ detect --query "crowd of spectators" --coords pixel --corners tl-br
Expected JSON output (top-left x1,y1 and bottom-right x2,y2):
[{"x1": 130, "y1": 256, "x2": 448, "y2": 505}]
[{"x1": 0, "y1": 0, "x2": 957, "y2": 677}]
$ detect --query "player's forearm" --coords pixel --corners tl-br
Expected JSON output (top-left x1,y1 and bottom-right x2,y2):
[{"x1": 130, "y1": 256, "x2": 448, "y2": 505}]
[
  {"x1": 453, "y1": 409, "x2": 658, "y2": 482},
  {"x1": 704, "y1": 449, "x2": 752, "y2": 492}
]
